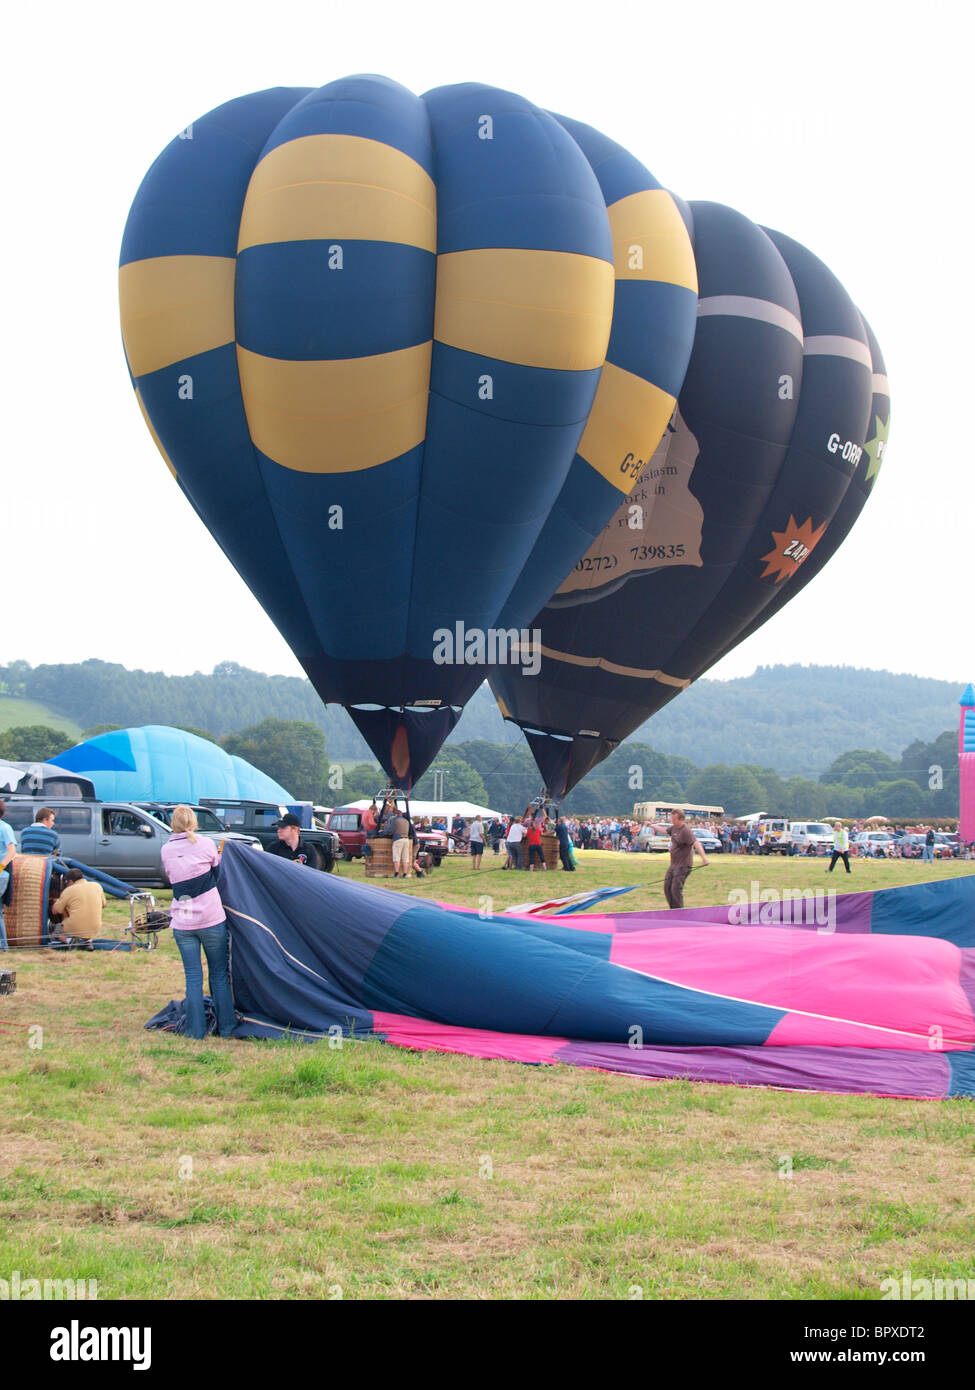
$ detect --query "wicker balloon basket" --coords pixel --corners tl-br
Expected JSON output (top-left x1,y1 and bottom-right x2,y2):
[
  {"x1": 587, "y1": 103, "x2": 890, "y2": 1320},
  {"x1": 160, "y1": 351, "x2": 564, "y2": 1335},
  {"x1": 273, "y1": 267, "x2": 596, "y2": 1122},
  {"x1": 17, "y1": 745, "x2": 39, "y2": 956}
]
[
  {"x1": 364, "y1": 838, "x2": 414, "y2": 878},
  {"x1": 5, "y1": 854, "x2": 55, "y2": 948},
  {"x1": 519, "y1": 834, "x2": 560, "y2": 869}
]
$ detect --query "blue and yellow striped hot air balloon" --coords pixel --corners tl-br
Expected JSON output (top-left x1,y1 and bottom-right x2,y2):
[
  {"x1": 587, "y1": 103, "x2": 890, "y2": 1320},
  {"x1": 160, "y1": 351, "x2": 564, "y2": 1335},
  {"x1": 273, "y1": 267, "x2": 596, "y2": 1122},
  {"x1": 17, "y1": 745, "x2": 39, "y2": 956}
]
[{"x1": 119, "y1": 75, "x2": 697, "y2": 786}]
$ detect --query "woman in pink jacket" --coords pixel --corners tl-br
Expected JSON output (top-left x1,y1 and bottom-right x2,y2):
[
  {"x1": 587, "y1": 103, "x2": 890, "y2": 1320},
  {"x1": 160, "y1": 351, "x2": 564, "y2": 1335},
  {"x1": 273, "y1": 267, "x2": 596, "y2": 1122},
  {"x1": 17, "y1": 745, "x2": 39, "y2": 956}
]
[{"x1": 160, "y1": 805, "x2": 237, "y2": 1039}]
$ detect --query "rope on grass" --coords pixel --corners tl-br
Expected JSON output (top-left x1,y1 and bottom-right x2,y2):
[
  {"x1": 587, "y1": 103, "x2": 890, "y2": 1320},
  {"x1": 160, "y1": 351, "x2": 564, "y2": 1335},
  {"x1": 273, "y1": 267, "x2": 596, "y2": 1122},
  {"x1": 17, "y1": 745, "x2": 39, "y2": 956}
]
[{"x1": 0, "y1": 1018, "x2": 128, "y2": 1035}]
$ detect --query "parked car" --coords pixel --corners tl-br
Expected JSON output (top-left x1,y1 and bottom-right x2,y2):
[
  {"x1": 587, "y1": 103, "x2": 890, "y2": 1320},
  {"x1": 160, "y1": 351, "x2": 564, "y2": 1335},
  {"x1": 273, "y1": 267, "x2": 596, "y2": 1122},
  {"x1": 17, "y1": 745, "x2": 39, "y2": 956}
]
[
  {"x1": 3, "y1": 796, "x2": 257, "y2": 887},
  {"x1": 326, "y1": 807, "x2": 369, "y2": 860},
  {"x1": 200, "y1": 798, "x2": 339, "y2": 871},
  {"x1": 900, "y1": 833, "x2": 954, "y2": 860},
  {"x1": 632, "y1": 824, "x2": 671, "y2": 853},
  {"x1": 693, "y1": 829, "x2": 723, "y2": 855},
  {"x1": 789, "y1": 822, "x2": 834, "y2": 855},
  {"x1": 853, "y1": 831, "x2": 895, "y2": 857},
  {"x1": 134, "y1": 802, "x2": 256, "y2": 843},
  {"x1": 0, "y1": 761, "x2": 96, "y2": 799},
  {"x1": 900, "y1": 834, "x2": 927, "y2": 859},
  {"x1": 325, "y1": 806, "x2": 446, "y2": 865}
]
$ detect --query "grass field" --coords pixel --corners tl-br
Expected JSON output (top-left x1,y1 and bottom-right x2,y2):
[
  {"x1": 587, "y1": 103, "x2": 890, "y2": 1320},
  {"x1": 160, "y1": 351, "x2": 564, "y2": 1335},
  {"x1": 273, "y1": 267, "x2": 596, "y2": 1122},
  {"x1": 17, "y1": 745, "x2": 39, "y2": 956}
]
[
  {"x1": 0, "y1": 696, "x2": 81, "y2": 741},
  {"x1": 3, "y1": 851, "x2": 975, "y2": 1300}
]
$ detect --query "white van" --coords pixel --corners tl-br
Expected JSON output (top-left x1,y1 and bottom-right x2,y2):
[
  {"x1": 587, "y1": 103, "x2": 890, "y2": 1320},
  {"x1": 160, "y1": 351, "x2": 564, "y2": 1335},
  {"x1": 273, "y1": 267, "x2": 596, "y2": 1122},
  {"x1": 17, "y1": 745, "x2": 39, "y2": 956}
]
[
  {"x1": 789, "y1": 822, "x2": 834, "y2": 855},
  {"x1": 757, "y1": 819, "x2": 792, "y2": 854}
]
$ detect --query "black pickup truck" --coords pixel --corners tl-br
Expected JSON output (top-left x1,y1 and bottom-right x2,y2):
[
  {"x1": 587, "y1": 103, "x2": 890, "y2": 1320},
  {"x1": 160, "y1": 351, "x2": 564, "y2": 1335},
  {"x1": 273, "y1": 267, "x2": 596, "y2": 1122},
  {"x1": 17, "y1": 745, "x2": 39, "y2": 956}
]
[{"x1": 199, "y1": 798, "x2": 340, "y2": 872}]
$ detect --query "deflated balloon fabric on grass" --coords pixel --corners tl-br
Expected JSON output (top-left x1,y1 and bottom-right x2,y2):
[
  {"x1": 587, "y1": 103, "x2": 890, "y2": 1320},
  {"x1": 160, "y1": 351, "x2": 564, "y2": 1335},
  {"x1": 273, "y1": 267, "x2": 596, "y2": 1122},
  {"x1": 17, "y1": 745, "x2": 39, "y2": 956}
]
[{"x1": 146, "y1": 844, "x2": 975, "y2": 1101}]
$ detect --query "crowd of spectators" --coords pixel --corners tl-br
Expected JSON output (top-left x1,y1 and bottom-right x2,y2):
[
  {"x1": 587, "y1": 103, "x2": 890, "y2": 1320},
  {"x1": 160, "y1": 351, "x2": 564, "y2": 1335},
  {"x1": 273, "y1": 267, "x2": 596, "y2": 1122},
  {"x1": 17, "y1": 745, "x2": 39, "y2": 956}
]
[
  {"x1": 413, "y1": 812, "x2": 651, "y2": 863},
  {"x1": 416, "y1": 809, "x2": 973, "y2": 866}
]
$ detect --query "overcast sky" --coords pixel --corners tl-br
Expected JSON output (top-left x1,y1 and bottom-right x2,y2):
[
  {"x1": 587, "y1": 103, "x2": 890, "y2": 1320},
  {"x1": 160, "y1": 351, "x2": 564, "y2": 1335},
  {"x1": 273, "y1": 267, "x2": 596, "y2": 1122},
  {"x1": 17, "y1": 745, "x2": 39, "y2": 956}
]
[{"x1": 5, "y1": 0, "x2": 971, "y2": 689}]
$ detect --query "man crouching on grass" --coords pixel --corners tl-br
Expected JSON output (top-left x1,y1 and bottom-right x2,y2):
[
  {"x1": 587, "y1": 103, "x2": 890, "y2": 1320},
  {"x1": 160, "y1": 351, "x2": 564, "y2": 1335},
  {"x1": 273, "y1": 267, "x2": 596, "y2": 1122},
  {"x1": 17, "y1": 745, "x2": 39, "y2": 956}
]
[
  {"x1": 51, "y1": 869, "x2": 104, "y2": 947},
  {"x1": 665, "y1": 810, "x2": 709, "y2": 908}
]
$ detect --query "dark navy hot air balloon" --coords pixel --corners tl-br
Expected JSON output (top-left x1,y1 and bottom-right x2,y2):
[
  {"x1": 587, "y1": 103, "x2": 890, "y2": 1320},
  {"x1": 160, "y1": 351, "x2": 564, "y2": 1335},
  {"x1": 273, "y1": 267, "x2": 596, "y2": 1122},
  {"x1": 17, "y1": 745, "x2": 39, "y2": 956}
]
[
  {"x1": 491, "y1": 203, "x2": 886, "y2": 797},
  {"x1": 119, "y1": 76, "x2": 697, "y2": 787},
  {"x1": 729, "y1": 314, "x2": 889, "y2": 653}
]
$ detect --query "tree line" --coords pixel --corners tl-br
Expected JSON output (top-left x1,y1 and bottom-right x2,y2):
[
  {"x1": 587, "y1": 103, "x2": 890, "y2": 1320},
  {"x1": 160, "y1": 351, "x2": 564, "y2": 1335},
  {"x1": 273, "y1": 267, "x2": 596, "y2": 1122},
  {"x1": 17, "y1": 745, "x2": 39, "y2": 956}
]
[
  {"x1": 428, "y1": 734, "x2": 960, "y2": 819},
  {"x1": 0, "y1": 717, "x2": 959, "y2": 820}
]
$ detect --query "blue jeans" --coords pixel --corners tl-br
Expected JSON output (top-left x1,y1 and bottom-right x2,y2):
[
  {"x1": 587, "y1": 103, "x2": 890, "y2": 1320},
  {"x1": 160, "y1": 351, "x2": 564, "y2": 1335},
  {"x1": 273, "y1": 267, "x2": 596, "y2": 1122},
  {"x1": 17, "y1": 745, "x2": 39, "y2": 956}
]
[
  {"x1": 174, "y1": 922, "x2": 237, "y2": 1038},
  {"x1": 0, "y1": 869, "x2": 9, "y2": 950},
  {"x1": 922, "y1": 845, "x2": 934, "y2": 863}
]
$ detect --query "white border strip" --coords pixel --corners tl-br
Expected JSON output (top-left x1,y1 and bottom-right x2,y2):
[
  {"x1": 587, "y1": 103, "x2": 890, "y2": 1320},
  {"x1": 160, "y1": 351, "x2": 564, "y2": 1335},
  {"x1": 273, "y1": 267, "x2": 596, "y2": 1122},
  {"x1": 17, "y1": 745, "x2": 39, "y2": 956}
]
[
  {"x1": 803, "y1": 334, "x2": 873, "y2": 368},
  {"x1": 606, "y1": 956, "x2": 971, "y2": 1048},
  {"x1": 237, "y1": 1013, "x2": 338, "y2": 1040},
  {"x1": 224, "y1": 903, "x2": 332, "y2": 986},
  {"x1": 697, "y1": 294, "x2": 804, "y2": 344}
]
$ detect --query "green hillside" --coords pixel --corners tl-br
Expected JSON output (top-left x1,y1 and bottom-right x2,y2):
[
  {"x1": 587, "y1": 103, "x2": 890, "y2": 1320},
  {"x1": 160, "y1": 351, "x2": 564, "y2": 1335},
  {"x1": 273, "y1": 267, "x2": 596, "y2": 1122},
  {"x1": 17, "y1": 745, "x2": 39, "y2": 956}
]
[
  {"x1": 1, "y1": 659, "x2": 968, "y2": 780},
  {"x1": 0, "y1": 697, "x2": 82, "y2": 742}
]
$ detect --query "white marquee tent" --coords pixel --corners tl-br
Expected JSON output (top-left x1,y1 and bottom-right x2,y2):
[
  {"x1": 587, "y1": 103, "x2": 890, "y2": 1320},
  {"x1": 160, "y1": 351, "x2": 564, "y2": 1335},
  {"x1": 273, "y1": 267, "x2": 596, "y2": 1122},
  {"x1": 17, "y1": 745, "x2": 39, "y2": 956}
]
[{"x1": 336, "y1": 798, "x2": 505, "y2": 823}]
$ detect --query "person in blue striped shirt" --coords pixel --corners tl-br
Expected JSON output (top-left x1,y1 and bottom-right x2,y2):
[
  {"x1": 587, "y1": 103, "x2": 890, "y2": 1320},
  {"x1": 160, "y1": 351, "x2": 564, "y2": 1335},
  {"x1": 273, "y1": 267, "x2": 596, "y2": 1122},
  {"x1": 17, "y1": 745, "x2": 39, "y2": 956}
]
[
  {"x1": 0, "y1": 799, "x2": 15, "y2": 950},
  {"x1": 19, "y1": 807, "x2": 61, "y2": 856}
]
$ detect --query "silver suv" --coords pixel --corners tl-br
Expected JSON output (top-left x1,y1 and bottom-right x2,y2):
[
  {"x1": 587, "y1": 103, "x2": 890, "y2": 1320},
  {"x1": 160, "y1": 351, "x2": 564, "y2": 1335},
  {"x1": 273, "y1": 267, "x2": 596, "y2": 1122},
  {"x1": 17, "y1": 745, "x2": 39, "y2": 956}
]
[{"x1": 3, "y1": 797, "x2": 260, "y2": 887}]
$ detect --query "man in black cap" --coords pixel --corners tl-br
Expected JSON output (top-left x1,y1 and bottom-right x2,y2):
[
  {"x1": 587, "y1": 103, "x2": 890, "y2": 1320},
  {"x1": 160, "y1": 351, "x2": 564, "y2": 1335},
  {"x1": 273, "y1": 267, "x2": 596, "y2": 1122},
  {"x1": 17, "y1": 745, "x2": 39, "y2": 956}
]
[{"x1": 265, "y1": 813, "x2": 322, "y2": 870}]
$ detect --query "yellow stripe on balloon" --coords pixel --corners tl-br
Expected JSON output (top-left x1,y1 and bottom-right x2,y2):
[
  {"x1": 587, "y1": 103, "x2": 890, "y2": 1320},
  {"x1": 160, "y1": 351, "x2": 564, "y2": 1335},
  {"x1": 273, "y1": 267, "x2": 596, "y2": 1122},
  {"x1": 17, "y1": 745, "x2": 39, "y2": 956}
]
[
  {"x1": 119, "y1": 255, "x2": 236, "y2": 378},
  {"x1": 539, "y1": 644, "x2": 691, "y2": 685},
  {"x1": 236, "y1": 342, "x2": 432, "y2": 473},
  {"x1": 434, "y1": 249, "x2": 614, "y2": 371},
  {"x1": 608, "y1": 190, "x2": 697, "y2": 290},
  {"x1": 576, "y1": 363, "x2": 676, "y2": 492},
  {"x1": 134, "y1": 387, "x2": 177, "y2": 479},
  {"x1": 238, "y1": 134, "x2": 437, "y2": 253}
]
